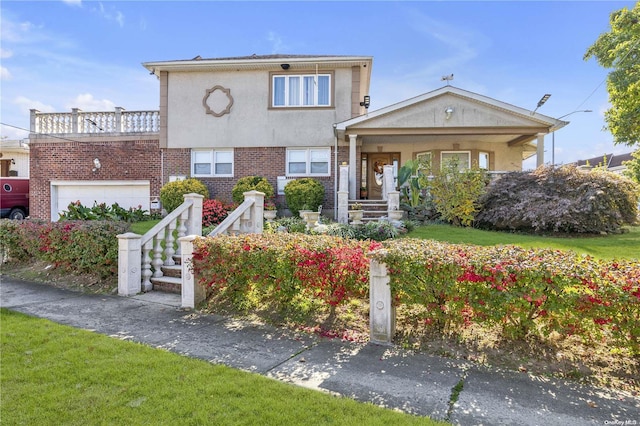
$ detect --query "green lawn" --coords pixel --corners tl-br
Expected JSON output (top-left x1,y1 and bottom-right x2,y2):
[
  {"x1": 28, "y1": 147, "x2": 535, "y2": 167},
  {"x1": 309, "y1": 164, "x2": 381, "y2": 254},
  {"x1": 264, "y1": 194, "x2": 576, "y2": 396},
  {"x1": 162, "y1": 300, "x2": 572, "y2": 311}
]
[
  {"x1": 407, "y1": 224, "x2": 640, "y2": 260},
  {"x1": 130, "y1": 219, "x2": 159, "y2": 235},
  {"x1": 0, "y1": 309, "x2": 443, "y2": 425}
]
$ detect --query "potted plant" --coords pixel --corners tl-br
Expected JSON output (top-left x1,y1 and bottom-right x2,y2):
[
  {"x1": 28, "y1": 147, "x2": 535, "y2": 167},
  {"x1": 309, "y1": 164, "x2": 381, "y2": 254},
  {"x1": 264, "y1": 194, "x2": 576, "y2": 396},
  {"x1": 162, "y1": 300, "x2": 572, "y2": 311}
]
[
  {"x1": 360, "y1": 186, "x2": 368, "y2": 199},
  {"x1": 348, "y1": 202, "x2": 364, "y2": 225}
]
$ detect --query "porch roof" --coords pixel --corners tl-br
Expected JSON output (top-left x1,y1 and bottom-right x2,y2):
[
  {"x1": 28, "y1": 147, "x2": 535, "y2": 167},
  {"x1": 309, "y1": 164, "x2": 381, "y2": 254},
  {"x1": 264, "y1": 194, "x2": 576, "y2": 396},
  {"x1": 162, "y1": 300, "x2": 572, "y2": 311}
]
[{"x1": 334, "y1": 86, "x2": 568, "y2": 155}]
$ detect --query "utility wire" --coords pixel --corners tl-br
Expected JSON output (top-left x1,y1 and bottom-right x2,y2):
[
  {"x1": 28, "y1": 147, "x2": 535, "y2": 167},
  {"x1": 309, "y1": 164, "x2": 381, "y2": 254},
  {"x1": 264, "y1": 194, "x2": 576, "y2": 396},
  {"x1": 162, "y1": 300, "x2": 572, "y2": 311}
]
[{"x1": 0, "y1": 122, "x2": 91, "y2": 143}]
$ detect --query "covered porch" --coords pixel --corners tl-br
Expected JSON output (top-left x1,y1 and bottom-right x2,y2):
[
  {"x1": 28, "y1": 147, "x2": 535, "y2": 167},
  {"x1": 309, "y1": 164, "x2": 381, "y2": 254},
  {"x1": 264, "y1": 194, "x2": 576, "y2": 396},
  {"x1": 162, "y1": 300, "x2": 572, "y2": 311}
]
[{"x1": 334, "y1": 86, "x2": 567, "y2": 203}]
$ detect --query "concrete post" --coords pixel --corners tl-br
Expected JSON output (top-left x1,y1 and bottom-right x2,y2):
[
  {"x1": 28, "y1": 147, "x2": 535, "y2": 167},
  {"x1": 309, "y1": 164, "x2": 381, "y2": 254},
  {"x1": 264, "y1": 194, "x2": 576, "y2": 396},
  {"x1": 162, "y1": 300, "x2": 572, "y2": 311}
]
[
  {"x1": 382, "y1": 164, "x2": 395, "y2": 201},
  {"x1": 115, "y1": 107, "x2": 125, "y2": 132},
  {"x1": 338, "y1": 164, "x2": 349, "y2": 224},
  {"x1": 242, "y1": 190, "x2": 265, "y2": 234},
  {"x1": 179, "y1": 235, "x2": 205, "y2": 309},
  {"x1": 71, "y1": 108, "x2": 80, "y2": 134},
  {"x1": 536, "y1": 133, "x2": 545, "y2": 168},
  {"x1": 348, "y1": 134, "x2": 358, "y2": 199},
  {"x1": 29, "y1": 109, "x2": 39, "y2": 133},
  {"x1": 117, "y1": 232, "x2": 142, "y2": 296},
  {"x1": 370, "y1": 260, "x2": 395, "y2": 344},
  {"x1": 183, "y1": 193, "x2": 204, "y2": 237}
]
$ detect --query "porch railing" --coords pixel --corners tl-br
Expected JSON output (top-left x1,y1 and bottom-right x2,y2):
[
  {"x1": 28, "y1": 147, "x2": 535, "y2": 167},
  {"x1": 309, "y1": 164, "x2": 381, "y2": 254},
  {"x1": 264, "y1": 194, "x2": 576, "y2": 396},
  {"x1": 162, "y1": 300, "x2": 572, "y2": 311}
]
[
  {"x1": 208, "y1": 191, "x2": 264, "y2": 237},
  {"x1": 30, "y1": 108, "x2": 160, "y2": 135}
]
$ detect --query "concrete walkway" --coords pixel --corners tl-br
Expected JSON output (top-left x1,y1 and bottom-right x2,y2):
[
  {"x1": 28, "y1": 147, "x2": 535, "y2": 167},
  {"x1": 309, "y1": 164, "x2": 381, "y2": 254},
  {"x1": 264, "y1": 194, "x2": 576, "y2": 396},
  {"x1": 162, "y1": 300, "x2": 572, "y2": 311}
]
[{"x1": 1, "y1": 276, "x2": 638, "y2": 425}]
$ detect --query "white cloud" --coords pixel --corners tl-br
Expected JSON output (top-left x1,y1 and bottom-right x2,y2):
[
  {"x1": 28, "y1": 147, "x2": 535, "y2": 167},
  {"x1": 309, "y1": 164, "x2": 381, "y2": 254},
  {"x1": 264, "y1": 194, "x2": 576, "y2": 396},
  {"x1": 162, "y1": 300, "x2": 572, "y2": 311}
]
[
  {"x1": 0, "y1": 48, "x2": 13, "y2": 59},
  {"x1": 14, "y1": 96, "x2": 55, "y2": 113},
  {"x1": 267, "y1": 31, "x2": 286, "y2": 53},
  {"x1": 65, "y1": 93, "x2": 116, "y2": 111},
  {"x1": 1, "y1": 66, "x2": 12, "y2": 80},
  {"x1": 93, "y1": 3, "x2": 125, "y2": 28},
  {"x1": 62, "y1": 0, "x2": 82, "y2": 7}
]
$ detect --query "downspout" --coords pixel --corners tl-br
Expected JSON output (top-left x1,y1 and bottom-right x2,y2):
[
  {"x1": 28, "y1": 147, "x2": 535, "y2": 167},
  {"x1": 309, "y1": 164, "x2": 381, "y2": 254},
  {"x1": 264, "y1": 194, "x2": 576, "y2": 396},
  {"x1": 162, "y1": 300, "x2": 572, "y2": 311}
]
[{"x1": 333, "y1": 123, "x2": 338, "y2": 221}]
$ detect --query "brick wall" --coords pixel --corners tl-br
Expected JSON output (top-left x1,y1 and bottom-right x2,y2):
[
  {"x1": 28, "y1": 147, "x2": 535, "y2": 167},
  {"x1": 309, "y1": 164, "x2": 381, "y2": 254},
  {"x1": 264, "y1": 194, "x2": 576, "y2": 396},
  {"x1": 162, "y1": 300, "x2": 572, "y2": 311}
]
[
  {"x1": 30, "y1": 139, "x2": 356, "y2": 220},
  {"x1": 29, "y1": 139, "x2": 161, "y2": 220}
]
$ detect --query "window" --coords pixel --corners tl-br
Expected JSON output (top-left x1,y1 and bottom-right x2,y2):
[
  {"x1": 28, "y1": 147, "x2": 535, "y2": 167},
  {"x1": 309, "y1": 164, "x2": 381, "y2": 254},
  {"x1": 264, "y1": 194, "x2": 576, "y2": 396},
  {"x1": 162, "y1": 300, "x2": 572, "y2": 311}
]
[
  {"x1": 479, "y1": 152, "x2": 489, "y2": 169},
  {"x1": 273, "y1": 74, "x2": 331, "y2": 107},
  {"x1": 191, "y1": 149, "x2": 234, "y2": 177},
  {"x1": 441, "y1": 151, "x2": 470, "y2": 171},
  {"x1": 287, "y1": 148, "x2": 330, "y2": 176}
]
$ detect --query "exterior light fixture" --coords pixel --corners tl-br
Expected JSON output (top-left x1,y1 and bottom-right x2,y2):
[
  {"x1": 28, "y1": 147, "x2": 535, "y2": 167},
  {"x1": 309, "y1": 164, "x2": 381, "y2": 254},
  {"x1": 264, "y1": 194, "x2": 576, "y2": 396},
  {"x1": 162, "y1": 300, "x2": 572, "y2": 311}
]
[
  {"x1": 445, "y1": 107, "x2": 454, "y2": 120},
  {"x1": 531, "y1": 94, "x2": 551, "y2": 114},
  {"x1": 280, "y1": 64, "x2": 290, "y2": 70},
  {"x1": 360, "y1": 95, "x2": 370, "y2": 109},
  {"x1": 92, "y1": 158, "x2": 101, "y2": 172}
]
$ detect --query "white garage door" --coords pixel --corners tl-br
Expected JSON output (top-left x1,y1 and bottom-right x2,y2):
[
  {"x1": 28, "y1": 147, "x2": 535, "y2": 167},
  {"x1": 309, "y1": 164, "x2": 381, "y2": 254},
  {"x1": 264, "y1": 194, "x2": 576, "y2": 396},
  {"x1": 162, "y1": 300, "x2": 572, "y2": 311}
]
[{"x1": 51, "y1": 180, "x2": 150, "y2": 220}]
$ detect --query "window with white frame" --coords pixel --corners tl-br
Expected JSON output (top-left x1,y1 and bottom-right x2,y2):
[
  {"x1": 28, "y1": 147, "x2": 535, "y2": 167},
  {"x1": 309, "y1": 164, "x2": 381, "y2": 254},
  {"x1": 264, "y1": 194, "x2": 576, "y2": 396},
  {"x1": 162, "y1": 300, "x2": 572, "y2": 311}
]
[
  {"x1": 441, "y1": 151, "x2": 471, "y2": 171},
  {"x1": 479, "y1": 152, "x2": 489, "y2": 169},
  {"x1": 287, "y1": 148, "x2": 330, "y2": 176},
  {"x1": 191, "y1": 149, "x2": 234, "y2": 177},
  {"x1": 273, "y1": 74, "x2": 331, "y2": 107}
]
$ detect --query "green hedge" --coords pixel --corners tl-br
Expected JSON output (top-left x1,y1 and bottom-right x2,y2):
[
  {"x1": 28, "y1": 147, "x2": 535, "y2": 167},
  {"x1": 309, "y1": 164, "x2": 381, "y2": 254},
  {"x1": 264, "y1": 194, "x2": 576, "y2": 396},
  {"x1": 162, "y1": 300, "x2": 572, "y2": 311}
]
[{"x1": 0, "y1": 219, "x2": 128, "y2": 279}]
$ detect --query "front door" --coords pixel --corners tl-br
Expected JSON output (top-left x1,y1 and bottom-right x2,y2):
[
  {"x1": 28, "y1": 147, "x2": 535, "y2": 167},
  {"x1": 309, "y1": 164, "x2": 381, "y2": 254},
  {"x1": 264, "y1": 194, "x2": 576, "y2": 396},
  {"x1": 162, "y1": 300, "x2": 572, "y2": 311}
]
[{"x1": 365, "y1": 153, "x2": 398, "y2": 200}]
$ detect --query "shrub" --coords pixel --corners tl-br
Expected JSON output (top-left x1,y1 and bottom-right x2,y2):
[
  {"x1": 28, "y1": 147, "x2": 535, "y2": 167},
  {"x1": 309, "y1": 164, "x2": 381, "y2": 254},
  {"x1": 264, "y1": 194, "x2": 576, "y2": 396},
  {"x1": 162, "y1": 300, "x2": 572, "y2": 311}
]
[
  {"x1": 271, "y1": 216, "x2": 307, "y2": 234},
  {"x1": 284, "y1": 178, "x2": 325, "y2": 216},
  {"x1": 231, "y1": 176, "x2": 274, "y2": 205},
  {"x1": 476, "y1": 165, "x2": 639, "y2": 234},
  {"x1": 159, "y1": 179, "x2": 209, "y2": 213},
  {"x1": 0, "y1": 219, "x2": 128, "y2": 279},
  {"x1": 202, "y1": 199, "x2": 234, "y2": 227},
  {"x1": 428, "y1": 158, "x2": 488, "y2": 227},
  {"x1": 59, "y1": 201, "x2": 151, "y2": 222}
]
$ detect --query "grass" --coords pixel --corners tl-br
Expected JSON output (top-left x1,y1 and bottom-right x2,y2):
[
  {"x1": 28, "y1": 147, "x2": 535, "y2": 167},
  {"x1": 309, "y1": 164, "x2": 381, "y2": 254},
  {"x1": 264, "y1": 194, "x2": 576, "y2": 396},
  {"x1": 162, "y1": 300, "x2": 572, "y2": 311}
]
[
  {"x1": 130, "y1": 219, "x2": 159, "y2": 235},
  {"x1": 407, "y1": 224, "x2": 640, "y2": 260},
  {"x1": 0, "y1": 309, "x2": 443, "y2": 426}
]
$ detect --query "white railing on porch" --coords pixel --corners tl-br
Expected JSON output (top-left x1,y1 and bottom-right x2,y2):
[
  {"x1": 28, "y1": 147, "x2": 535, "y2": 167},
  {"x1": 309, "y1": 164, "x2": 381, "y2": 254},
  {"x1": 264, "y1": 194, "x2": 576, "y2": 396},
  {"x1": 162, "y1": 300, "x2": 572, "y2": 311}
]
[
  {"x1": 117, "y1": 193, "x2": 203, "y2": 297},
  {"x1": 207, "y1": 191, "x2": 264, "y2": 237},
  {"x1": 30, "y1": 107, "x2": 160, "y2": 134}
]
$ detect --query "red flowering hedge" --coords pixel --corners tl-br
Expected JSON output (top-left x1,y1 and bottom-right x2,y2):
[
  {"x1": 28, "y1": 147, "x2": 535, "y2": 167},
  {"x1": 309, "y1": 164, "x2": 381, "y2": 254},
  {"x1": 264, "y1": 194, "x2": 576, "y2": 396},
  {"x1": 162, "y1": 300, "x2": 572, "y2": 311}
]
[
  {"x1": 202, "y1": 199, "x2": 235, "y2": 227},
  {"x1": 193, "y1": 234, "x2": 639, "y2": 353},
  {"x1": 370, "y1": 239, "x2": 639, "y2": 354},
  {"x1": 192, "y1": 234, "x2": 380, "y2": 315},
  {"x1": 0, "y1": 219, "x2": 127, "y2": 279}
]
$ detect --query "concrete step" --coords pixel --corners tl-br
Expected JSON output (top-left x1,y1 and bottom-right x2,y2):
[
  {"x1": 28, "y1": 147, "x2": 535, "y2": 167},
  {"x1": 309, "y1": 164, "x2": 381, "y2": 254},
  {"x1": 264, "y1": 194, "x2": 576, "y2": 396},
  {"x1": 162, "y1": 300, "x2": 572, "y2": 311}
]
[
  {"x1": 151, "y1": 276, "x2": 181, "y2": 294},
  {"x1": 161, "y1": 265, "x2": 182, "y2": 278}
]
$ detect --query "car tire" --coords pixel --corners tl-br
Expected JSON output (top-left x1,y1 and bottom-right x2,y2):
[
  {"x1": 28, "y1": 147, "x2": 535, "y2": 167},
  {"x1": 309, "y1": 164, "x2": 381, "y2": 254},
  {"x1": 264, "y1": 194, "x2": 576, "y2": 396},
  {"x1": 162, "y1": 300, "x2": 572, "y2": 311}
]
[{"x1": 9, "y1": 208, "x2": 26, "y2": 220}]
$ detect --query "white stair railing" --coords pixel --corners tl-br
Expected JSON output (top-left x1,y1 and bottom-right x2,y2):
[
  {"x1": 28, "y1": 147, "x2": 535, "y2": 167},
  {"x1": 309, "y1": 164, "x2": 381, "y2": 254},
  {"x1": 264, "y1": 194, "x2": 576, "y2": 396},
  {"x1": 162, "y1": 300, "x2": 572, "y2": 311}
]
[
  {"x1": 208, "y1": 191, "x2": 264, "y2": 237},
  {"x1": 117, "y1": 193, "x2": 203, "y2": 296}
]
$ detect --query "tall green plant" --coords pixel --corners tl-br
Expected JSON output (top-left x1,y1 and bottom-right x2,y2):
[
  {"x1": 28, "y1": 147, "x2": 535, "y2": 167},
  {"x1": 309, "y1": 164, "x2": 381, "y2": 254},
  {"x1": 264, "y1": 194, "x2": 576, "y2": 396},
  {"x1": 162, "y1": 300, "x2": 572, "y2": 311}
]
[
  {"x1": 159, "y1": 179, "x2": 209, "y2": 213},
  {"x1": 231, "y1": 176, "x2": 275, "y2": 204},
  {"x1": 398, "y1": 157, "x2": 432, "y2": 208},
  {"x1": 429, "y1": 159, "x2": 488, "y2": 227}
]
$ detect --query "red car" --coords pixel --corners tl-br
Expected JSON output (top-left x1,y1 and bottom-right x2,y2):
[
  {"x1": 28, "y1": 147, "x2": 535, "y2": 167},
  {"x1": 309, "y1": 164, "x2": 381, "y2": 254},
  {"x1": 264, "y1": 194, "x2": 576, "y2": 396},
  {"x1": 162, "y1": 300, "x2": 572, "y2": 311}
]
[{"x1": 0, "y1": 178, "x2": 29, "y2": 219}]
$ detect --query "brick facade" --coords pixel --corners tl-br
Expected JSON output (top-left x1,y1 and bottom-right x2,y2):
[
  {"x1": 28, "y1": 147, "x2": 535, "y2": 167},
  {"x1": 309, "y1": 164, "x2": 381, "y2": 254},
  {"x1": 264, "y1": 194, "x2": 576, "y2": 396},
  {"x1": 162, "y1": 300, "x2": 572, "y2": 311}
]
[
  {"x1": 30, "y1": 139, "x2": 357, "y2": 220},
  {"x1": 29, "y1": 138, "x2": 162, "y2": 220}
]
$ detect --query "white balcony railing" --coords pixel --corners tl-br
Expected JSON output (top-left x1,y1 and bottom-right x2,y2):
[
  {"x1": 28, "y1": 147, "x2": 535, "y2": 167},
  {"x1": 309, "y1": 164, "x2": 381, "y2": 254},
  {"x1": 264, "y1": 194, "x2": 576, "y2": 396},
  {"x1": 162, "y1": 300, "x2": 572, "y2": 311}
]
[{"x1": 30, "y1": 107, "x2": 160, "y2": 135}]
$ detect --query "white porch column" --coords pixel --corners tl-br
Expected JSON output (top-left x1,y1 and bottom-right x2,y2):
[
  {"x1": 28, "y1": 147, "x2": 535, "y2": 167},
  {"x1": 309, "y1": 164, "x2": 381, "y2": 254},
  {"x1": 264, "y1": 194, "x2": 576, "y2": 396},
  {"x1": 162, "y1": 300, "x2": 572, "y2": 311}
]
[
  {"x1": 382, "y1": 164, "x2": 395, "y2": 200},
  {"x1": 348, "y1": 134, "x2": 358, "y2": 199},
  {"x1": 536, "y1": 133, "x2": 545, "y2": 168},
  {"x1": 338, "y1": 164, "x2": 349, "y2": 224},
  {"x1": 117, "y1": 232, "x2": 142, "y2": 296}
]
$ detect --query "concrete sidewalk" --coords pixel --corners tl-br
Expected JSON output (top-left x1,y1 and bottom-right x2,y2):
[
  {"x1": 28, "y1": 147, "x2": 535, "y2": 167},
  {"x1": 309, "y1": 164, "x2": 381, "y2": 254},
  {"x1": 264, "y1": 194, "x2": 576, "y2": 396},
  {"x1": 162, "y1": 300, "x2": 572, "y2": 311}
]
[{"x1": 1, "y1": 276, "x2": 638, "y2": 425}]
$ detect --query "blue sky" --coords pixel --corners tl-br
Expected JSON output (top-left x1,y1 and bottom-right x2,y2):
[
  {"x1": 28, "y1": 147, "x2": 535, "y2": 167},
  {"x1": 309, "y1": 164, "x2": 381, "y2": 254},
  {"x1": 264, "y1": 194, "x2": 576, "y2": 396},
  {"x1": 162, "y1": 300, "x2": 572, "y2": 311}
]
[{"x1": 1, "y1": 0, "x2": 636, "y2": 169}]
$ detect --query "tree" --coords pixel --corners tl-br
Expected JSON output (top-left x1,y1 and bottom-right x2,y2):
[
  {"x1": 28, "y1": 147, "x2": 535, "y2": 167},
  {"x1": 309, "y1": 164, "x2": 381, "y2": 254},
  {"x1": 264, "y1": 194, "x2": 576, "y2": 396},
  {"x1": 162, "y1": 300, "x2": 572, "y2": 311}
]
[
  {"x1": 584, "y1": 2, "x2": 640, "y2": 147},
  {"x1": 623, "y1": 149, "x2": 640, "y2": 184}
]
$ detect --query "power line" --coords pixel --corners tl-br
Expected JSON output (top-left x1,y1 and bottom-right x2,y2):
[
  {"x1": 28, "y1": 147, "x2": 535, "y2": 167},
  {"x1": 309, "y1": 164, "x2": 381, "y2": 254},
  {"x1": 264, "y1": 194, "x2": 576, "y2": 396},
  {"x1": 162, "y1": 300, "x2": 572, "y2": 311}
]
[{"x1": 0, "y1": 122, "x2": 90, "y2": 143}]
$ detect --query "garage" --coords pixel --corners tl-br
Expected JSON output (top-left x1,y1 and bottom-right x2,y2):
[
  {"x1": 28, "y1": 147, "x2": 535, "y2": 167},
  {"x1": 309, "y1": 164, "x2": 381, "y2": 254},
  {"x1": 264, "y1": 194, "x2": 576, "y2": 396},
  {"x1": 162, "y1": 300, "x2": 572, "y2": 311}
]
[{"x1": 50, "y1": 180, "x2": 151, "y2": 220}]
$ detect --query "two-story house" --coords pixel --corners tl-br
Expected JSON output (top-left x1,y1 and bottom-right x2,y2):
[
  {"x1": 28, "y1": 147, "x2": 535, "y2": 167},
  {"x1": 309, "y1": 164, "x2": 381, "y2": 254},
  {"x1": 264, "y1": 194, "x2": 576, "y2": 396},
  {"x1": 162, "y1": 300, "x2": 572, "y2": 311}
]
[{"x1": 28, "y1": 54, "x2": 566, "y2": 220}]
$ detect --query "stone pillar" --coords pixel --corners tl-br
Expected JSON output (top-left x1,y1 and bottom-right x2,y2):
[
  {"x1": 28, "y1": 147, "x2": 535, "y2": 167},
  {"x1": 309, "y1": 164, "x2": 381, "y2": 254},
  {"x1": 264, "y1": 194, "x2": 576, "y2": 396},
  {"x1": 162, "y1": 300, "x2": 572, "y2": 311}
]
[
  {"x1": 179, "y1": 235, "x2": 205, "y2": 309},
  {"x1": 242, "y1": 190, "x2": 264, "y2": 234},
  {"x1": 370, "y1": 260, "x2": 395, "y2": 344},
  {"x1": 338, "y1": 164, "x2": 349, "y2": 224},
  {"x1": 71, "y1": 108, "x2": 81, "y2": 134},
  {"x1": 117, "y1": 232, "x2": 142, "y2": 296},
  {"x1": 115, "y1": 107, "x2": 125, "y2": 132},
  {"x1": 382, "y1": 164, "x2": 395, "y2": 201},
  {"x1": 29, "y1": 109, "x2": 39, "y2": 133},
  {"x1": 348, "y1": 134, "x2": 358, "y2": 199},
  {"x1": 536, "y1": 133, "x2": 545, "y2": 168},
  {"x1": 183, "y1": 193, "x2": 204, "y2": 237}
]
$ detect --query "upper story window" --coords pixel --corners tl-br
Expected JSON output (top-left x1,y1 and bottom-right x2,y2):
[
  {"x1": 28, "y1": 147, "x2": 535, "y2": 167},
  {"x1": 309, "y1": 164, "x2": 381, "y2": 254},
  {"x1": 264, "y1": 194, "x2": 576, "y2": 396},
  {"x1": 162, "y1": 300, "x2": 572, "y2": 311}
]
[
  {"x1": 287, "y1": 148, "x2": 330, "y2": 176},
  {"x1": 272, "y1": 74, "x2": 331, "y2": 107},
  {"x1": 192, "y1": 149, "x2": 234, "y2": 177}
]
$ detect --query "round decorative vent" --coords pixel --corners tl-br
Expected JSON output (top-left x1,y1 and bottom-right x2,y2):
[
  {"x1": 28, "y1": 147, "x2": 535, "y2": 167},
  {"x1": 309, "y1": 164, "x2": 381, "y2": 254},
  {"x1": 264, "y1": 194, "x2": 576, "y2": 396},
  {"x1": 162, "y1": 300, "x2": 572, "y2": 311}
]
[{"x1": 202, "y1": 85, "x2": 233, "y2": 117}]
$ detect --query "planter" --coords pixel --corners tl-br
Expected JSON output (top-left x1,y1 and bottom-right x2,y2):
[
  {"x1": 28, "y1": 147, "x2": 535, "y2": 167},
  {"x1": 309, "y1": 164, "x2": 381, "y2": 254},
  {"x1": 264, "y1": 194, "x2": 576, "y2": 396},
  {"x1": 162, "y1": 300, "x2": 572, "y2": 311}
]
[
  {"x1": 388, "y1": 210, "x2": 404, "y2": 221},
  {"x1": 348, "y1": 209, "x2": 364, "y2": 225},
  {"x1": 298, "y1": 210, "x2": 312, "y2": 219},
  {"x1": 303, "y1": 211, "x2": 320, "y2": 230},
  {"x1": 263, "y1": 210, "x2": 277, "y2": 221}
]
